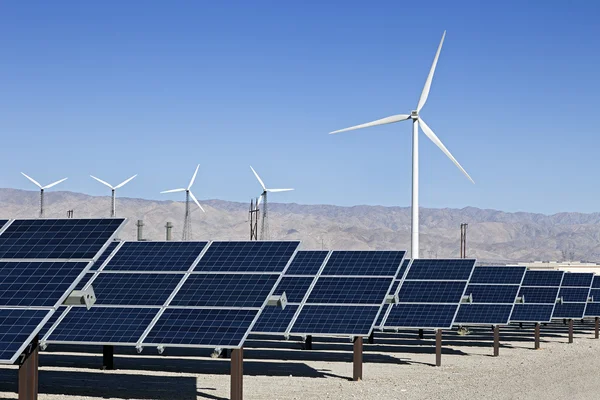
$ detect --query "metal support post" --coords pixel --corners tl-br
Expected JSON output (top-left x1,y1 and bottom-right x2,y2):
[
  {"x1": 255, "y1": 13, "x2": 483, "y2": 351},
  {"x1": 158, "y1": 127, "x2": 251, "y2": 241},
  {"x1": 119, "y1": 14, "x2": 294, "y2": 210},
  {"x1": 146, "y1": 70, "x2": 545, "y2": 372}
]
[
  {"x1": 435, "y1": 330, "x2": 442, "y2": 367},
  {"x1": 596, "y1": 317, "x2": 599, "y2": 339},
  {"x1": 568, "y1": 319, "x2": 574, "y2": 344},
  {"x1": 103, "y1": 345, "x2": 114, "y2": 370},
  {"x1": 368, "y1": 331, "x2": 374, "y2": 344},
  {"x1": 418, "y1": 329, "x2": 424, "y2": 339},
  {"x1": 534, "y1": 323, "x2": 540, "y2": 350},
  {"x1": 230, "y1": 348, "x2": 243, "y2": 400},
  {"x1": 493, "y1": 325, "x2": 500, "y2": 357},
  {"x1": 353, "y1": 337, "x2": 363, "y2": 381},
  {"x1": 304, "y1": 335, "x2": 312, "y2": 350},
  {"x1": 18, "y1": 336, "x2": 39, "y2": 400}
]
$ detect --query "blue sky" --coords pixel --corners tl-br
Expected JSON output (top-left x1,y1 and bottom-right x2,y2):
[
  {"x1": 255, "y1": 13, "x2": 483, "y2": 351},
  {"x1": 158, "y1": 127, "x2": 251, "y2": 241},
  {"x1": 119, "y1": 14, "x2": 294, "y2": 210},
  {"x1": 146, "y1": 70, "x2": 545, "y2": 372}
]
[{"x1": 1, "y1": 1, "x2": 599, "y2": 214}]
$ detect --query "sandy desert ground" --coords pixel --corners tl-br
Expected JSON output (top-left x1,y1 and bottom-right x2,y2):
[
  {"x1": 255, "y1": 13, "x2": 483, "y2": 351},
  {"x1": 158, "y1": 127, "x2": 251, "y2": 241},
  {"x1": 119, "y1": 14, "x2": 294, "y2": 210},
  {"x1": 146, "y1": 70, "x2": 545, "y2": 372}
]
[{"x1": 0, "y1": 322, "x2": 598, "y2": 400}]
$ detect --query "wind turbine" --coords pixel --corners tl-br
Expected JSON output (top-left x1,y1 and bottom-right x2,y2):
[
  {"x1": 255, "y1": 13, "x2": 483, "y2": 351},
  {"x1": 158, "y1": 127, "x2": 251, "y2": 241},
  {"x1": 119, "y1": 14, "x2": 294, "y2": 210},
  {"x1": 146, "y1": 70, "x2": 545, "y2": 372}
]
[
  {"x1": 21, "y1": 173, "x2": 68, "y2": 218},
  {"x1": 330, "y1": 31, "x2": 474, "y2": 259},
  {"x1": 161, "y1": 164, "x2": 205, "y2": 241},
  {"x1": 250, "y1": 166, "x2": 293, "y2": 240},
  {"x1": 90, "y1": 174, "x2": 137, "y2": 217}
]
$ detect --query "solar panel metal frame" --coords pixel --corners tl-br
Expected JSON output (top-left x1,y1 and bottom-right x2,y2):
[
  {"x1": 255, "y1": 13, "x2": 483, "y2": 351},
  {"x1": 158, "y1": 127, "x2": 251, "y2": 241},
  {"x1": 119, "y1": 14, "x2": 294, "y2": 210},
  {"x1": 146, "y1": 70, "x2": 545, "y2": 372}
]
[
  {"x1": 0, "y1": 218, "x2": 126, "y2": 364},
  {"x1": 584, "y1": 276, "x2": 600, "y2": 317},
  {"x1": 43, "y1": 240, "x2": 301, "y2": 350},
  {"x1": 283, "y1": 250, "x2": 405, "y2": 337},
  {"x1": 376, "y1": 259, "x2": 412, "y2": 329},
  {"x1": 379, "y1": 258, "x2": 477, "y2": 330},
  {"x1": 551, "y1": 272, "x2": 594, "y2": 320},
  {"x1": 453, "y1": 266, "x2": 527, "y2": 326},
  {"x1": 509, "y1": 270, "x2": 565, "y2": 323}
]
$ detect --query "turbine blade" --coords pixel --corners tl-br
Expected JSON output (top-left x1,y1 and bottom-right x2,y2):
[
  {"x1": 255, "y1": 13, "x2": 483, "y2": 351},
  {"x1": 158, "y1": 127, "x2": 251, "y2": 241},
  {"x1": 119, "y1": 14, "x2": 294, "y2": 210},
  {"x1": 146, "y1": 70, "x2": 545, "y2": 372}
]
[
  {"x1": 417, "y1": 31, "x2": 446, "y2": 112},
  {"x1": 419, "y1": 118, "x2": 474, "y2": 184},
  {"x1": 189, "y1": 191, "x2": 205, "y2": 213},
  {"x1": 114, "y1": 174, "x2": 137, "y2": 189},
  {"x1": 43, "y1": 177, "x2": 68, "y2": 189},
  {"x1": 329, "y1": 114, "x2": 411, "y2": 134},
  {"x1": 160, "y1": 188, "x2": 186, "y2": 194},
  {"x1": 267, "y1": 188, "x2": 294, "y2": 192},
  {"x1": 250, "y1": 166, "x2": 267, "y2": 191},
  {"x1": 21, "y1": 173, "x2": 42, "y2": 188},
  {"x1": 188, "y1": 164, "x2": 200, "y2": 190},
  {"x1": 257, "y1": 194, "x2": 263, "y2": 206},
  {"x1": 90, "y1": 175, "x2": 114, "y2": 189}
]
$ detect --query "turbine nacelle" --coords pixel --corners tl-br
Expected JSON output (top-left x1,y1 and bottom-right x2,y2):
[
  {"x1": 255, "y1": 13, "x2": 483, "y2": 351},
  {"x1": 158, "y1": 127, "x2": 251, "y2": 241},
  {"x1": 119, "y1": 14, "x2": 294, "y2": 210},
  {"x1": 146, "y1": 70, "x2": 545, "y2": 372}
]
[
  {"x1": 160, "y1": 164, "x2": 205, "y2": 213},
  {"x1": 410, "y1": 111, "x2": 419, "y2": 120}
]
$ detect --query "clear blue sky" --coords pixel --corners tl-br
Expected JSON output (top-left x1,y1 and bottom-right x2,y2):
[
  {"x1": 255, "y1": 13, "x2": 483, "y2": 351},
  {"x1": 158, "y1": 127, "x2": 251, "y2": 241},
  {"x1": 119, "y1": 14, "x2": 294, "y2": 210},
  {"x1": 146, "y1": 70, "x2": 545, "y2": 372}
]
[{"x1": 1, "y1": 1, "x2": 599, "y2": 214}]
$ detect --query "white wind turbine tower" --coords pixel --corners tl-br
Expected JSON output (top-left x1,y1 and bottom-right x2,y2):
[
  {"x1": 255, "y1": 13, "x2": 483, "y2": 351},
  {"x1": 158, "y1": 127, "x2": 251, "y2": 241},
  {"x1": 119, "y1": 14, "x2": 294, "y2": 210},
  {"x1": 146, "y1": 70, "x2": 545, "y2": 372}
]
[
  {"x1": 90, "y1": 174, "x2": 137, "y2": 217},
  {"x1": 161, "y1": 164, "x2": 205, "y2": 241},
  {"x1": 250, "y1": 166, "x2": 294, "y2": 240},
  {"x1": 330, "y1": 31, "x2": 474, "y2": 259},
  {"x1": 21, "y1": 173, "x2": 68, "y2": 218}
]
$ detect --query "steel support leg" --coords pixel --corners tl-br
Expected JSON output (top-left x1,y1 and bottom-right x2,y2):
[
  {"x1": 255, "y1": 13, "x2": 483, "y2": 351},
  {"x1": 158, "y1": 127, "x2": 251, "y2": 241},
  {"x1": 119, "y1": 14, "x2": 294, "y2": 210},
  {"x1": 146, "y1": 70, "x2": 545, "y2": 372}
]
[
  {"x1": 231, "y1": 348, "x2": 243, "y2": 400},
  {"x1": 368, "y1": 331, "x2": 374, "y2": 344},
  {"x1": 18, "y1": 336, "x2": 38, "y2": 400},
  {"x1": 596, "y1": 317, "x2": 599, "y2": 339},
  {"x1": 353, "y1": 337, "x2": 363, "y2": 381},
  {"x1": 493, "y1": 325, "x2": 500, "y2": 357},
  {"x1": 534, "y1": 323, "x2": 540, "y2": 350},
  {"x1": 435, "y1": 330, "x2": 442, "y2": 367},
  {"x1": 102, "y1": 345, "x2": 114, "y2": 370},
  {"x1": 418, "y1": 329, "x2": 424, "y2": 339},
  {"x1": 305, "y1": 335, "x2": 312, "y2": 350},
  {"x1": 568, "y1": 319, "x2": 574, "y2": 344}
]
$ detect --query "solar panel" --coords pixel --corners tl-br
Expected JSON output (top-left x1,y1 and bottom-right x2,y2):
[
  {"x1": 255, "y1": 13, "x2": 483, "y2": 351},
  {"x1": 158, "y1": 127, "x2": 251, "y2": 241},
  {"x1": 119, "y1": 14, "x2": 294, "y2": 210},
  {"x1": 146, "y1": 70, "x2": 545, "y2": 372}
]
[
  {"x1": 585, "y1": 276, "x2": 600, "y2": 317},
  {"x1": 290, "y1": 305, "x2": 381, "y2": 335},
  {"x1": 306, "y1": 277, "x2": 393, "y2": 304},
  {"x1": 454, "y1": 266, "x2": 526, "y2": 326},
  {"x1": 0, "y1": 220, "x2": 8, "y2": 231},
  {"x1": 322, "y1": 251, "x2": 405, "y2": 276},
  {"x1": 552, "y1": 272, "x2": 593, "y2": 319},
  {"x1": 382, "y1": 259, "x2": 476, "y2": 329},
  {"x1": 44, "y1": 240, "x2": 301, "y2": 350},
  {"x1": 101, "y1": 242, "x2": 207, "y2": 271},
  {"x1": 0, "y1": 309, "x2": 52, "y2": 362},
  {"x1": 251, "y1": 305, "x2": 299, "y2": 334},
  {"x1": 284, "y1": 251, "x2": 329, "y2": 275},
  {"x1": 89, "y1": 241, "x2": 120, "y2": 270},
  {"x1": 272, "y1": 276, "x2": 314, "y2": 303},
  {"x1": 374, "y1": 259, "x2": 412, "y2": 329},
  {"x1": 510, "y1": 270, "x2": 564, "y2": 323},
  {"x1": 0, "y1": 219, "x2": 125, "y2": 259}
]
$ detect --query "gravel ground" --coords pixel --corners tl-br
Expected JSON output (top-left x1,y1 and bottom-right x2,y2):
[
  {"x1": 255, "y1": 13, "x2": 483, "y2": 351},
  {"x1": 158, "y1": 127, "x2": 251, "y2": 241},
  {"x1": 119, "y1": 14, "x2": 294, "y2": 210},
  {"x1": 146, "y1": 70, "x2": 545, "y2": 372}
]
[{"x1": 0, "y1": 322, "x2": 598, "y2": 399}]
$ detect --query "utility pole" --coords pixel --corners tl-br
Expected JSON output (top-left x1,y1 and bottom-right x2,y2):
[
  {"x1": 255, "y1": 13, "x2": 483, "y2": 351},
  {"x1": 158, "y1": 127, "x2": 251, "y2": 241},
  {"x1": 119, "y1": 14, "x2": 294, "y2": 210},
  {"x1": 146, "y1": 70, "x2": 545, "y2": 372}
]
[
  {"x1": 460, "y1": 223, "x2": 468, "y2": 258},
  {"x1": 249, "y1": 198, "x2": 259, "y2": 240}
]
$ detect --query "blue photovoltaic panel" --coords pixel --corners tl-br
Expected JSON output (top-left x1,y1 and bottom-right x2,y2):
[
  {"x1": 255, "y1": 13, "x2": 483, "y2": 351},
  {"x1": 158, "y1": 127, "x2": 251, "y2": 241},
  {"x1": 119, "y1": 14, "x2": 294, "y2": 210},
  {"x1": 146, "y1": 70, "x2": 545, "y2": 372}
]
[
  {"x1": 48, "y1": 307, "x2": 159, "y2": 344},
  {"x1": 397, "y1": 281, "x2": 466, "y2": 303},
  {"x1": 193, "y1": 241, "x2": 300, "y2": 272},
  {"x1": 252, "y1": 305, "x2": 299, "y2": 333},
  {"x1": 590, "y1": 288, "x2": 600, "y2": 301},
  {"x1": 284, "y1": 251, "x2": 328, "y2": 276},
  {"x1": 88, "y1": 273, "x2": 183, "y2": 306},
  {"x1": 307, "y1": 277, "x2": 392, "y2": 304},
  {"x1": 398, "y1": 259, "x2": 411, "y2": 279},
  {"x1": 385, "y1": 304, "x2": 458, "y2": 329},
  {"x1": 38, "y1": 307, "x2": 67, "y2": 339},
  {"x1": 519, "y1": 287, "x2": 561, "y2": 303},
  {"x1": 0, "y1": 219, "x2": 124, "y2": 259},
  {"x1": 89, "y1": 241, "x2": 120, "y2": 270},
  {"x1": 321, "y1": 251, "x2": 405, "y2": 276},
  {"x1": 559, "y1": 287, "x2": 591, "y2": 302},
  {"x1": 102, "y1": 242, "x2": 207, "y2": 271},
  {"x1": 593, "y1": 276, "x2": 600, "y2": 289},
  {"x1": 468, "y1": 266, "x2": 526, "y2": 284},
  {"x1": 272, "y1": 277, "x2": 314, "y2": 303},
  {"x1": 289, "y1": 305, "x2": 380, "y2": 335},
  {"x1": 0, "y1": 309, "x2": 51, "y2": 362},
  {"x1": 0, "y1": 261, "x2": 90, "y2": 306},
  {"x1": 521, "y1": 270, "x2": 564, "y2": 287},
  {"x1": 455, "y1": 304, "x2": 514, "y2": 325},
  {"x1": 143, "y1": 308, "x2": 259, "y2": 347},
  {"x1": 405, "y1": 259, "x2": 476, "y2": 280},
  {"x1": 511, "y1": 304, "x2": 555, "y2": 322},
  {"x1": 389, "y1": 280, "x2": 401, "y2": 294},
  {"x1": 553, "y1": 303, "x2": 587, "y2": 319},
  {"x1": 561, "y1": 273, "x2": 594, "y2": 287},
  {"x1": 585, "y1": 302, "x2": 600, "y2": 317},
  {"x1": 170, "y1": 274, "x2": 279, "y2": 307},
  {"x1": 466, "y1": 285, "x2": 520, "y2": 303}
]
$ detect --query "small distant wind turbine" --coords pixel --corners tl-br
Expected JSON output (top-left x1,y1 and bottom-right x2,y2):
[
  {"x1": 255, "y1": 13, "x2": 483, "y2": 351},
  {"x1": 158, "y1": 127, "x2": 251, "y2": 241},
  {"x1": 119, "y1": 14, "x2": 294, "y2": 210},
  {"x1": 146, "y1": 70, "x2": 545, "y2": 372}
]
[
  {"x1": 330, "y1": 31, "x2": 474, "y2": 259},
  {"x1": 21, "y1": 173, "x2": 68, "y2": 218},
  {"x1": 250, "y1": 166, "x2": 293, "y2": 240},
  {"x1": 161, "y1": 164, "x2": 205, "y2": 241},
  {"x1": 90, "y1": 174, "x2": 137, "y2": 217}
]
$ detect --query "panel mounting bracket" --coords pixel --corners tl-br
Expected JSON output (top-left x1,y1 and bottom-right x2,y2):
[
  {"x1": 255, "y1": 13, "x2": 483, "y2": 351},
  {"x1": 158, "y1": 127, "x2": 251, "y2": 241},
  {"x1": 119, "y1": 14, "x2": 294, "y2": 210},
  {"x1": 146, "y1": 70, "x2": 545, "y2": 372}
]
[
  {"x1": 62, "y1": 285, "x2": 96, "y2": 310},
  {"x1": 385, "y1": 294, "x2": 399, "y2": 304},
  {"x1": 267, "y1": 292, "x2": 287, "y2": 310}
]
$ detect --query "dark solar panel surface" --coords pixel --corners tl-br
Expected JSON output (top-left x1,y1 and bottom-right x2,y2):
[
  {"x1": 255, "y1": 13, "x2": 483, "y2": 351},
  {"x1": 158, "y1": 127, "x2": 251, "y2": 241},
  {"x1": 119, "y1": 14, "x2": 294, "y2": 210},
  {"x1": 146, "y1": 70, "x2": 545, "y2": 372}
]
[
  {"x1": 48, "y1": 307, "x2": 159, "y2": 343},
  {"x1": 553, "y1": 303, "x2": 587, "y2": 319},
  {"x1": 289, "y1": 305, "x2": 380, "y2": 335},
  {"x1": 397, "y1": 281, "x2": 466, "y2": 303},
  {"x1": 102, "y1": 242, "x2": 207, "y2": 271},
  {"x1": 385, "y1": 304, "x2": 458, "y2": 328},
  {"x1": 0, "y1": 261, "x2": 89, "y2": 306},
  {"x1": 321, "y1": 251, "x2": 405, "y2": 276},
  {"x1": 405, "y1": 259, "x2": 475, "y2": 280},
  {"x1": 0, "y1": 219, "x2": 124, "y2": 259},
  {"x1": 511, "y1": 304, "x2": 555, "y2": 322},
  {"x1": 585, "y1": 302, "x2": 600, "y2": 317},
  {"x1": 170, "y1": 274, "x2": 279, "y2": 307},
  {"x1": 468, "y1": 266, "x2": 526, "y2": 284},
  {"x1": 466, "y1": 285, "x2": 520, "y2": 303},
  {"x1": 284, "y1": 251, "x2": 328, "y2": 276},
  {"x1": 251, "y1": 305, "x2": 299, "y2": 333},
  {"x1": 307, "y1": 277, "x2": 392, "y2": 304},
  {"x1": 90, "y1": 273, "x2": 183, "y2": 306},
  {"x1": 519, "y1": 287, "x2": 561, "y2": 303},
  {"x1": 89, "y1": 242, "x2": 120, "y2": 270},
  {"x1": 0, "y1": 309, "x2": 51, "y2": 362},
  {"x1": 456, "y1": 304, "x2": 515, "y2": 325},
  {"x1": 559, "y1": 287, "x2": 591, "y2": 302},
  {"x1": 521, "y1": 270, "x2": 564, "y2": 287},
  {"x1": 509, "y1": 270, "x2": 563, "y2": 323},
  {"x1": 193, "y1": 241, "x2": 299, "y2": 272},
  {"x1": 272, "y1": 277, "x2": 314, "y2": 303},
  {"x1": 144, "y1": 308, "x2": 259, "y2": 347},
  {"x1": 593, "y1": 276, "x2": 600, "y2": 289},
  {"x1": 561, "y1": 273, "x2": 594, "y2": 287}
]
